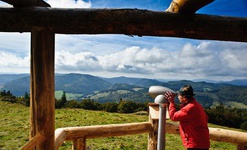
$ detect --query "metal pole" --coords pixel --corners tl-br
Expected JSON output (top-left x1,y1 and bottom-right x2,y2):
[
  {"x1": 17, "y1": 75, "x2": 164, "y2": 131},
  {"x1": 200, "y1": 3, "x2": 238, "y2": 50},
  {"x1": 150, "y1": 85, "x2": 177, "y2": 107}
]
[
  {"x1": 157, "y1": 103, "x2": 167, "y2": 150},
  {"x1": 153, "y1": 94, "x2": 168, "y2": 150},
  {"x1": 149, "y1": 86, "x2": 175, "y2": 150}
]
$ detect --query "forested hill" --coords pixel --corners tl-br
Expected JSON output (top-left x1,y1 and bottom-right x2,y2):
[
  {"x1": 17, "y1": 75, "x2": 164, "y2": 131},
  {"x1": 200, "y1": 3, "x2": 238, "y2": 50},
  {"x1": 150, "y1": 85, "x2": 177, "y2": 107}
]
[{"x1": 0, "y1": 73, "x2": 247, "y2": 108}]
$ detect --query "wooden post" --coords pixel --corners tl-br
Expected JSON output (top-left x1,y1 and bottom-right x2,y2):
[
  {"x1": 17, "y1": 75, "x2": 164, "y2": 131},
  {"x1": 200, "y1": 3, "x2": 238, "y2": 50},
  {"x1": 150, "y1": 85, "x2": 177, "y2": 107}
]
[
  {"x1": 73, "y1": 138, "x2": 86, "y2": 150},
  {"x1": 148, "y1": 104, "x2": 160, "y2": 150},
  {"x1": 30, "y1": 27, "x2": 55, "y2": 149},
  {"x1": 148, "y1": 118, "x2": 158, "y2": 150}
]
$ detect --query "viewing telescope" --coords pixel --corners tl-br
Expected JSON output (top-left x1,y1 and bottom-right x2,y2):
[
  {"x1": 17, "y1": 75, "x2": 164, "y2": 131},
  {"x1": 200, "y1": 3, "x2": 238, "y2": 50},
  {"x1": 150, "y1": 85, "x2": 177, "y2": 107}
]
[{"x1": 148, "y1": 85, "x2": 177, "y2": 99}]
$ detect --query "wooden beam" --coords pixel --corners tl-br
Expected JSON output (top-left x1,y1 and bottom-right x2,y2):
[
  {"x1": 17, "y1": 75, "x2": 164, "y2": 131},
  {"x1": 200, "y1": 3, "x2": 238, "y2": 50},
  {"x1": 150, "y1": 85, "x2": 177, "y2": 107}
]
[
  {"x1": 30, "y1": 27, "x2": 55, "y2": 150},
  {"x1": 209, "y1": 128, "x2": 247, "y2": 145},
  {"x1": 1, "y1": 0, "x2": 50, "y2": 7},
  {"x1": 54, "y1": 129, "x2": 67, "y2": 150},
  {"x1": 0, "y1": 8, "x2": 246, "y2": 42},
  {"x1": 21, "y1": 132, "x2": 46, "y2": 150},
  {"x1": 62, "y1": 122, "x2": 152, "y2": 141},
  {"x1": 166, "y1": 0, "x2": 214, "y2": 14}
]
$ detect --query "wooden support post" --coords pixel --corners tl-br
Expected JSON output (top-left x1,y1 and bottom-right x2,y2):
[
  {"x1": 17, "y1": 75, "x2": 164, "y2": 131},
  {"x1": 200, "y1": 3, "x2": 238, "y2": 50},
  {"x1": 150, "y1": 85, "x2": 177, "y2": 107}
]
[
  {"x1": 148, "y1": 118, "x2": 158, "y2": 150},
  {"x1": 73, "y1": 138, "x2": 86, "y2": 150},
  {"x1": 30, "y1": 27, "x2": 55, "y2": 150},
  {"x1": 148, "y1": 104, "x2": 159, "y2": 150}
]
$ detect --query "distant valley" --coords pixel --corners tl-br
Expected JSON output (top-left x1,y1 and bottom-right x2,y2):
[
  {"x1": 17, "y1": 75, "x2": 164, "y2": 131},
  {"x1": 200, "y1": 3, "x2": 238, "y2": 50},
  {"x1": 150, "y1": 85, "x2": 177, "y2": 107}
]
[{"x1": 0, "y1": 73, "x2": 247, "y2": 108}]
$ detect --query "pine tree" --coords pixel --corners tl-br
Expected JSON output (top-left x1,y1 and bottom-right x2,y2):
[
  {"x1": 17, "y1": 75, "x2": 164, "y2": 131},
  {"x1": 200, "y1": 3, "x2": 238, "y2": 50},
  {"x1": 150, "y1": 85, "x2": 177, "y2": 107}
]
[{"x1": 61, "y1": 91, "x2": 67, "y2": 107}]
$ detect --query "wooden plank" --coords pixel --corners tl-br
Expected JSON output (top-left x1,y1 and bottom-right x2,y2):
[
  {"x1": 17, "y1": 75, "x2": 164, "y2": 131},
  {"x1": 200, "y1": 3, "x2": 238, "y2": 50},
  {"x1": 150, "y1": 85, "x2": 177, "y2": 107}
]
[
  {"x1": 0, "y1": 8, "x2": 246, "y2": 42},
  {"x1": 30, "y1": 27, "x2": 55, "y2": 150},
  {"x1": 149, "y1": 104, "x2": 159, "y2": 120},
  {"x1": 149, "y1": 104, "x2": 170, "y2": 120},
  {"x1": 1, "y1": 0, "x2": 50, "y2": 7}
]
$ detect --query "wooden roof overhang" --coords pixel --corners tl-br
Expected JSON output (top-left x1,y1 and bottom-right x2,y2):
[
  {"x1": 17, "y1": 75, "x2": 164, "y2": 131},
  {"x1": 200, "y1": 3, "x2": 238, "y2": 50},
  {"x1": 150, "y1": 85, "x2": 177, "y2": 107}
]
[
  {"x1": 0, "y1": 7, "x2": 247, "y2": 42},
  {"x1": 0, "y1": 0, "x2": 246, "y2": 149}
]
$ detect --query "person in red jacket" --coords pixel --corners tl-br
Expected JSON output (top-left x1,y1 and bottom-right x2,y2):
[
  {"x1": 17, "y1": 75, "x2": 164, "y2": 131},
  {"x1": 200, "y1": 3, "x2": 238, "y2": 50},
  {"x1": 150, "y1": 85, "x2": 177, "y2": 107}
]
[{"x1": 164, "y1": 85, "x2": 210, "y2": 150}]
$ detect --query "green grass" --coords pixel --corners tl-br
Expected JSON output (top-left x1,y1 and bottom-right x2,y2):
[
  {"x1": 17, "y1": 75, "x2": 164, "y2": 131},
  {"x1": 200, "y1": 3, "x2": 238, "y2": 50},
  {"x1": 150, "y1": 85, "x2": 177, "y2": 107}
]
[{"x1": 0, "y1": 101, "x2": 239, "y2": 149}]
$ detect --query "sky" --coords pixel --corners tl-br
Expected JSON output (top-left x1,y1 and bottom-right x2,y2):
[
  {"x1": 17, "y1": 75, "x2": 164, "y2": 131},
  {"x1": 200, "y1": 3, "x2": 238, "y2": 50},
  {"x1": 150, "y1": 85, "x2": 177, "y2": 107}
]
[{"x1": 0, "y1": 0, "x2": 246, "y2": 81}]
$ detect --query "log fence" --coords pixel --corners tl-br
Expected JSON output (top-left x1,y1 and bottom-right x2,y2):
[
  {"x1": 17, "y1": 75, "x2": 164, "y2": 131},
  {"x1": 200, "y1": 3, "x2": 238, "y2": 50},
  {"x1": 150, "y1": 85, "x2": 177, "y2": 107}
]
[{"x1": 52, "y1": 104, "x2": 247, "y2": 150}]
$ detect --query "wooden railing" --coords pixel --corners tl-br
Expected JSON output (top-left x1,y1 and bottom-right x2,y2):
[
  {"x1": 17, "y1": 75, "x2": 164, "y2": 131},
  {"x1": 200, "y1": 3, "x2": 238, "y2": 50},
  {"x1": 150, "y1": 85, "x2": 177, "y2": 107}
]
[
  {"x1": 21, "y1": 132, "x2": 46, "y2": 150},
  {"x1": 54, "y1": 122, "x2": 152, "y2": 150},
  {"x1": 53, "y1": 104, "x2": 247, "y2": 150}
]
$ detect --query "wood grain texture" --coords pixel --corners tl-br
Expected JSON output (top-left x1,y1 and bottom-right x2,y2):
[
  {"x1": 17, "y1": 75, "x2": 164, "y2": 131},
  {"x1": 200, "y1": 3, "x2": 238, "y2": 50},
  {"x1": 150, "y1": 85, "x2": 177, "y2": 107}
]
[
  {"x1": 30, "y1": 27, "x2": 55, "y2": 150},
  {"x1": 0, "y1": 8, "x2": 246, "y2": 42}
]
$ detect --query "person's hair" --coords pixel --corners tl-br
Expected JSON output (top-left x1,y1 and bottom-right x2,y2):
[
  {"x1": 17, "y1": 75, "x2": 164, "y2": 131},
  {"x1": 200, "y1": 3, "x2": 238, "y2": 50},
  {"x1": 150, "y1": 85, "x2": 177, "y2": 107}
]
[{"x1": 178, "y1": 85, "x2": 195, "y2": 101}]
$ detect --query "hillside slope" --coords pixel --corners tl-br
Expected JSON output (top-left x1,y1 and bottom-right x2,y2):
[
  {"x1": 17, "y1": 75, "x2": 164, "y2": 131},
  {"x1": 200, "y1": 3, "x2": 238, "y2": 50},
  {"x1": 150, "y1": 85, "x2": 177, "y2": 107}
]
[{"x1": 1, "y1": 73, "x2": 247, "y2": 108}]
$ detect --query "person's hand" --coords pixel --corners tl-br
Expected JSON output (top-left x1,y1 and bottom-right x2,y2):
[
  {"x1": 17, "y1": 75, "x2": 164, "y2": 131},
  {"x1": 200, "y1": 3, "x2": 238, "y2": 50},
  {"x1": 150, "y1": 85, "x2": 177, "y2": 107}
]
[{"x1": 164, "y1": 91, "x2": 175, "y2": 103}]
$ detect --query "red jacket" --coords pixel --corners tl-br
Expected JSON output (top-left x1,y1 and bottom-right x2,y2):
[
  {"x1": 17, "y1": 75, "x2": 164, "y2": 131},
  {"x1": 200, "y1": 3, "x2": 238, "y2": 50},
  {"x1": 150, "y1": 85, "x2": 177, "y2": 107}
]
[{"x1": 168, "y1": 98, "x2": 210, "y2": 149}]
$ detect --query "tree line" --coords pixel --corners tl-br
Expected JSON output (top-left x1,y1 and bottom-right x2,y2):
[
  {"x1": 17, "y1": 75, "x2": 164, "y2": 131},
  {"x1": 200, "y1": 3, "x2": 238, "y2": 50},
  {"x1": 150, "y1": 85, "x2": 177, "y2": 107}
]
[
  {"x1": 55, "y1": 91, "x2": 148, "y2": 113},
  {"x1": 0, "y1": 90, "x2": 246, "y2": 131}
]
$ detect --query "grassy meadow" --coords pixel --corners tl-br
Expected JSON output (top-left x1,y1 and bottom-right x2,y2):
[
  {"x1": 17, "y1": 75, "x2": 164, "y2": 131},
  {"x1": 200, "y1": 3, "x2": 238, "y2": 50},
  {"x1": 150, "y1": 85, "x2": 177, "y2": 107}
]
[{"x1": 0, "y1": 101, "x2": 238, "y2": 150}]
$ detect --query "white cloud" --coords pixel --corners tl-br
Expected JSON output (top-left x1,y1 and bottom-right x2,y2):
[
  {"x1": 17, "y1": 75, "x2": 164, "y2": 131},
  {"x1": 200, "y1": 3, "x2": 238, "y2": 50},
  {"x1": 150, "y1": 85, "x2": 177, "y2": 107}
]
[
  {"x1": 0, "y1": 30, "x2": 246, "y2": 81},
  {"x1": 0, "y1": 51, "x2": 29, "y2": 73},
  {"x1": 220, "y1": 48, "x2": 247, "y2": 71},
  {"x1": 46, "y1": 0, "x2": 91, "y2": 8},
  {"x1": 0, "y1": 33, "x2": 30, "y2": 56},
  {"x1": 52, "y1": 41, "x2": 247, "y2": 80},
  {"x1": 55, "y1": 50, "x2": 100, "y2": 72}
]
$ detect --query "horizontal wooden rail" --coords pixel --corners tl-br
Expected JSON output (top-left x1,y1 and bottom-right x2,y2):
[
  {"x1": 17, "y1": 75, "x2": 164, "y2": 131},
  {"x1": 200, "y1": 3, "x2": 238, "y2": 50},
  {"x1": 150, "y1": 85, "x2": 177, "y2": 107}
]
[
  {"x1": 55, "y1": 122, "x2": 152, "y2": 149},
  {"x1": 209, "y1": 128, "x2": 247, "y2": 145},
  {"x1": 0, "y1": 8, "x2": 246, "y2": 42},
  {"x1": 166, "y1": 122, "x2": 247, "y2": 145},
  {"x1": 21, "y1": 132, "x2": 46, "y2": 150},
  {"x1": 54, "y1": 129, "x2": 67, "y2": 150},
  {"x1": 54, "y1": 121, "x2": 247, "y2": 149},
  {"x1": 56, "y1": 122, "x2": 152, "y2": 140}
]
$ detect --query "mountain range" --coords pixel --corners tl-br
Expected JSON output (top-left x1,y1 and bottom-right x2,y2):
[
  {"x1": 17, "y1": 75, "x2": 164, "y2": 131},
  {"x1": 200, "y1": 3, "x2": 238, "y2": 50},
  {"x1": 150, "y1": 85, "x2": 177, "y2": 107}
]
[{"x1": 0, "y1": 73, "x2": 247, "y2": 108}]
